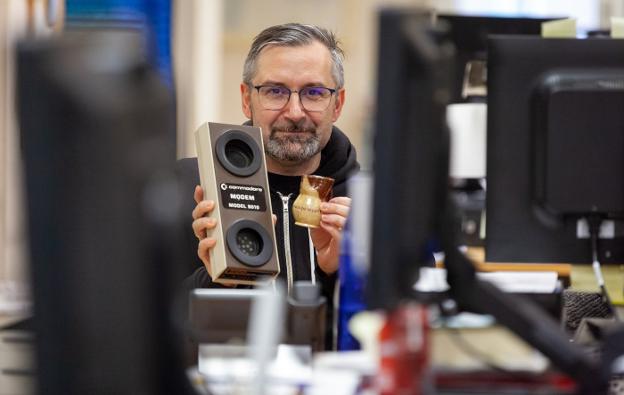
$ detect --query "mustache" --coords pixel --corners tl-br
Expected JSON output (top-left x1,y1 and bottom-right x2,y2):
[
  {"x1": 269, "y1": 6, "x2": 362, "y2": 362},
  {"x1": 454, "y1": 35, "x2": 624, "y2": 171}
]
[{"x1": 271, "y1": 123, "x2": 316, "y2": 134}]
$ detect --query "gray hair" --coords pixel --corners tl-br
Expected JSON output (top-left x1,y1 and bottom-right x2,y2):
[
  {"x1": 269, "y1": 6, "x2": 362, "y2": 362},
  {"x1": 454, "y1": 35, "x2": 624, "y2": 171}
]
[{"x1": 242, "y1": 23, "x2": 345, "y2": 89}]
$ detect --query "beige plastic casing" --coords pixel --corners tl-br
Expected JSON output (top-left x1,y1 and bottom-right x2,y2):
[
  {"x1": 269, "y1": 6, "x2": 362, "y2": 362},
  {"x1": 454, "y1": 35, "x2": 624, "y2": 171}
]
[{"x1": 195, "y1": 122, "x2": 279, "y2": 285}]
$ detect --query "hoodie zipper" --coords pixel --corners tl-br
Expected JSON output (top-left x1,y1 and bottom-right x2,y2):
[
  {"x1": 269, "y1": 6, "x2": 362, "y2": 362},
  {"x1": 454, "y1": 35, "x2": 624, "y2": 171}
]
[{"x1": 278, "y1": 192, "x2": 294, "y2": 294}]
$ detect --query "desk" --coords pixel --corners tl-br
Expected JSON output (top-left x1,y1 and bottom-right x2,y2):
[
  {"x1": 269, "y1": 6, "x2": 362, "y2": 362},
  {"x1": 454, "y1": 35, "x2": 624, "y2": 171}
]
[
  {"x1": 451, "y1": 247, "x2": 624, "y2": 307},
  {"x1": 458, "y1": 248, "x2": 624, "y2": 304},
  {"x1": 432, "y1": 322, "x2": 548, "y2": 372},
  {"x1": 191, "y1": 324, "x2": 580, "y2": 395},
  {"x1": 570, "y1": 264, "x2": 624, "y2": 306},
  {"x1": 462, "y1": 247, "x2": 572, "y2": 287}
]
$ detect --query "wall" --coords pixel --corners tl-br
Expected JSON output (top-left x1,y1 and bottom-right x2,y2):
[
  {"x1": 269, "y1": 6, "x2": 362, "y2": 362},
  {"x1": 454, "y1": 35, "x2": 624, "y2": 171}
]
[{"x1": 173, "y1": 0, "x2": 223, "y2": 158}]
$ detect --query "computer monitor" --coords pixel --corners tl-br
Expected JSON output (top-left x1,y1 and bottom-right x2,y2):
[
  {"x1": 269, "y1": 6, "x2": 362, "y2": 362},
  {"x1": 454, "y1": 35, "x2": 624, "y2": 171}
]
[
  {"x1": 368, "y1": 9, "x2": 602, "y2": 392},
  {"x1": 188, "y1": 283, "x2": 327, "y2": 352},
  {"x1": 436, "y1": 14, "x2": 564, "y2": 102},
  {"x1": 17, "y1": 31, "x2": 190, "y2": 394},
  {"x1": 368, "y1": 8, "x2": 452, "y2": 310},
  {"x1": 486, "y1": 36, "x2": 624, "y2": 264}
]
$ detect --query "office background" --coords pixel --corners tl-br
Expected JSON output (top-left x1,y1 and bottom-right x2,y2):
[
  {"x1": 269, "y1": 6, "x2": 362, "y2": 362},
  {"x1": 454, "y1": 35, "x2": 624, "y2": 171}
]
[{"x1": 0, "y1": 0, "x2": 622, "y2": 310}]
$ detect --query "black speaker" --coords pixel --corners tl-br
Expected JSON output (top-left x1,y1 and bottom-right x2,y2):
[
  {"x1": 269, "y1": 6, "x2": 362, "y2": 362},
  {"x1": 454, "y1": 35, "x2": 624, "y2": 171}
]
[{"x1": 195, "y1": 122, "x2": 279, "y2": 285}]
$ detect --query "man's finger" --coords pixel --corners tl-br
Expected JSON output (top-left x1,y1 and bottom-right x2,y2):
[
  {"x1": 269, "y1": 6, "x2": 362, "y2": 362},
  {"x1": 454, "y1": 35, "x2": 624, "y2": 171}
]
[
  {"x1": 192, "y1": 200, "x2": 215, "y2": 220},
  {"x1": 198, "y1": 237, "x2": 216, "y2": 270},
  {"x1": 320, "y1": 201, "x2": 350, "y2": 218},
  {"x1": 321, "y1": 213, "x2": 347, "y2": 230},
  {"x1": 328, "y1": 196, "x2": 351, "y2": 206},
  {"x1": 192, "y1": 216, "x2": 218, "y2": 239},
  {"x1": 194, "y1": 185, "x2": 204, "y2": 204}
]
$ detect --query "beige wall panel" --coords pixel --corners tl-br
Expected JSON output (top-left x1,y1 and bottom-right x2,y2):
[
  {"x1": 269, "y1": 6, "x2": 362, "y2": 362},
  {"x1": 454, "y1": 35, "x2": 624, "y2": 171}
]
[{"x1": 174, "y1": 0, "x2": 224, "y2": 158}]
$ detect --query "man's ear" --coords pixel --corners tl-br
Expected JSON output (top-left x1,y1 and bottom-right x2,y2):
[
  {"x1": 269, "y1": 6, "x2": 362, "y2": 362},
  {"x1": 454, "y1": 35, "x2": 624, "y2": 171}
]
[
  {"x1": 241, "y1": 83, "x2": 252, "y2": 119},
  {"x1": 331, "y1": 88, "x2": 346, "y2": 122}
]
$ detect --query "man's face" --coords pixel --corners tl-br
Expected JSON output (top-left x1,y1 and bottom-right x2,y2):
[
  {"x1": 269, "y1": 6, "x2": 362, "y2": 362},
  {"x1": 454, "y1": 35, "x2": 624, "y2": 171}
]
[{"x1": 241, "y1": 41, "x2": 345, "y2": 166}]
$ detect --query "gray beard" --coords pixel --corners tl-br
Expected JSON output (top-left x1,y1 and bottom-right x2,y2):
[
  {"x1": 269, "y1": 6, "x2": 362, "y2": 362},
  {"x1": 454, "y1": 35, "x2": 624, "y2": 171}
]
[{"x1": 265, "y1": 131, "x2": 321, "y2": 162}]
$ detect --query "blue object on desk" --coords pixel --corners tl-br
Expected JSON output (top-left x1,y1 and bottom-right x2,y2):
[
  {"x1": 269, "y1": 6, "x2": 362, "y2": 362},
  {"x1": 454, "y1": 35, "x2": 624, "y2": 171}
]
[{"x1": 337, "y1": 226, "x2": 367, "y2": 350}]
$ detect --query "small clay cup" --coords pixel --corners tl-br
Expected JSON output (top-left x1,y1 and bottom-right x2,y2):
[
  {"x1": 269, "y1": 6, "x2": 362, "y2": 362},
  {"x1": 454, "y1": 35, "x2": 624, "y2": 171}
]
[{"x1": 292, "y1": 175, "x2": 335, "y2": 228}]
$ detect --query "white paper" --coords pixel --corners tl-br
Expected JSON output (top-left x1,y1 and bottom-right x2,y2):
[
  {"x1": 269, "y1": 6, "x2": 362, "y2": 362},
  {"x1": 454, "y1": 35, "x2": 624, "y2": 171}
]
[
  {"x1": 476, "y1": 271, "x2": 559, "y2": 293},
  {"x1": 414, "y1": 267, "x2": 559, "y2": 294}
]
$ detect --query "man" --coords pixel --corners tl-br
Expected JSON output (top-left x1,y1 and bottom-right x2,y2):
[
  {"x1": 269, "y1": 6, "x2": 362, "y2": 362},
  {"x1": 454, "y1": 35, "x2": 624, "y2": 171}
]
[{"x1": 181, "y1": 23, "x2": 359, "y2": 347}]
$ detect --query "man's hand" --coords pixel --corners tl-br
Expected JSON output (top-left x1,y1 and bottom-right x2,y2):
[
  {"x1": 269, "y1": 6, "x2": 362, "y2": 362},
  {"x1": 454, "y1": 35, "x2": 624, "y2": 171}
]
[
  {"x1": 191, "y1": 185, "x2": 218, "y2": 277},
  {"x1": 310, "y1": 196, "x2": 351, "y2": 274}
]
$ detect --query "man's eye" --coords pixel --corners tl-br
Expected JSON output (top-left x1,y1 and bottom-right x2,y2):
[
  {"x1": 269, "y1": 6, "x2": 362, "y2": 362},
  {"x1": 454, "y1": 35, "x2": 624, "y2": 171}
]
[
  {"x1": 306, "y1": 88, "x2": 324, "y2": 97},
  {"x1": 265, "y1": 87, "x2": 285, "y2": 96}
]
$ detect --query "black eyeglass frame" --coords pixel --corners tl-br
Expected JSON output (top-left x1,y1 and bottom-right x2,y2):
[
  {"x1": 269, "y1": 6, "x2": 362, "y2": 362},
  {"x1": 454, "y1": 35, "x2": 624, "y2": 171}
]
[{"x1": 252, "y1": 85, "x2": 337, "y2": 112}]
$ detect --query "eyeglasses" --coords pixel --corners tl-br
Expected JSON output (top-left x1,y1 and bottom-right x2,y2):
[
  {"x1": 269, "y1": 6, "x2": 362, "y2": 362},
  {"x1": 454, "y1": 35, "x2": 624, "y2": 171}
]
[{"x1": 253, "y1": 85, "x2": 336, "y2": 112}]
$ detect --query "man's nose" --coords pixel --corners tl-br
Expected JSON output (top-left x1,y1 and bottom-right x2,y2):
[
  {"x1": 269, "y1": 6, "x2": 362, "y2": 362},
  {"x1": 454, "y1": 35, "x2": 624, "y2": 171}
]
[{"x1": 283, "y1": 92, "x2": 305, "y2": 121}]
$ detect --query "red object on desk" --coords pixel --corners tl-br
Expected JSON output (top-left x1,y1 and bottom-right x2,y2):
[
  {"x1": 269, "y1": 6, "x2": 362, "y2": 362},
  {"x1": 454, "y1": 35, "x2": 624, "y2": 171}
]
[{"x1": 377, "y1": 303, "x2": 430, "y2": 395}]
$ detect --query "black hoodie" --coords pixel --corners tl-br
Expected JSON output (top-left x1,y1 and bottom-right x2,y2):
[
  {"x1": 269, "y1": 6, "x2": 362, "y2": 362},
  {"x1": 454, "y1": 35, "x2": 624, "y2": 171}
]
[{"x1": 178, "y1": 125, "x2": 359, "y2": 348}]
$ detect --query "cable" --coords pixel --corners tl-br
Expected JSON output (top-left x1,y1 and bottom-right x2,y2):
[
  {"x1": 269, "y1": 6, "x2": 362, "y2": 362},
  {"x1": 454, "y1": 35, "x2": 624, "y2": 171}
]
[{"x1": 586, "y1": 215, "x2": 619, "y2": 321}]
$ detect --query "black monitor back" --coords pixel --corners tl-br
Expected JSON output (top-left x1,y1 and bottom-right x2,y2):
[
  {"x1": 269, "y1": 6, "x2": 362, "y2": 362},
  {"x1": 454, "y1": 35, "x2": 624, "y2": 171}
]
[
  {"x1": 532, "y1": 69, "x2": 624, "y2": 218},
  {"x1": 17, "y1": 32, "x2": 189, "y2": 394},
  {"x1": 486, "y1": 36, "x2": 624, "y2": 263},
  {"x1": 368, "y1": 9, "x2": 452, "y2": 309},
  {"x1": 437, "y1": 14, "x2": 564, "y2": 102}
]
